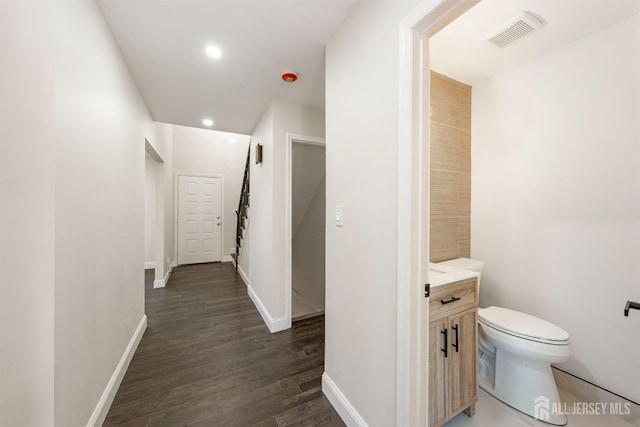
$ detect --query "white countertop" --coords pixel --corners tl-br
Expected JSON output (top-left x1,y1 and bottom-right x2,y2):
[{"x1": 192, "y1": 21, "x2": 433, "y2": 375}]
[{"x1": 429, "y1": 263, "x2": 479, "y2": 287}]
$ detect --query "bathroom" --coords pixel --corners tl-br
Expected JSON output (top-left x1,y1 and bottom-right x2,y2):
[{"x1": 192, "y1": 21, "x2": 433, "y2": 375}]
[{"x1": 427, "y1": 0, "x2": 639, "y2": 426}]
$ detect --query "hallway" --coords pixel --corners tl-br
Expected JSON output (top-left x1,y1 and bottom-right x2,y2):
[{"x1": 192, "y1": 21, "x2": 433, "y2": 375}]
[{"x1": 104, "y1": 263, "x2": 343, "y2": 426}]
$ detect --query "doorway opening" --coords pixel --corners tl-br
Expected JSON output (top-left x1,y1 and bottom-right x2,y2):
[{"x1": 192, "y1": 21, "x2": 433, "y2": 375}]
[
  {"x1": 397, "y1": 0, "x2": 479, "y2": 424},
  {"x1": 145, "y1": 140, "x2": 166, "y2": 289},
  {"x1": 144, "y1": 152, "x2": 157, "y2": 291},
  {"x1": 285, "y1": 134, "x2": 326, "y2": 323}
]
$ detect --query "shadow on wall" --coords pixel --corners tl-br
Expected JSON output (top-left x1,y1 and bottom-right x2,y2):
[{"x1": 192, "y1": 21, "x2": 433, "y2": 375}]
[{"x1": 291, "y1": 142, "x2": 325, "y2": 318}]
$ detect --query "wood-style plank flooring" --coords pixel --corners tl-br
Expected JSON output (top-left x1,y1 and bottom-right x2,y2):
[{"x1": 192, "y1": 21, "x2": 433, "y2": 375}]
[{"x1": 104, "y1": 262, "x2": 344, "y2": 427}]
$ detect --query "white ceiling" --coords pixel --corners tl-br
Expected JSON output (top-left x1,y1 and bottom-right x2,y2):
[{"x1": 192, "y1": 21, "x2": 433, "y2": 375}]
[
  {"x1": 98, "y1": 0, "x2": 357, "y2": 135},
  {"x1": 430, "y1": 0, "x2": 640, "y2": 86}
]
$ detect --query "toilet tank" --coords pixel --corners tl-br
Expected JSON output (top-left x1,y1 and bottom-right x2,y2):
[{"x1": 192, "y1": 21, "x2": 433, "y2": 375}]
[{"x1": 437, "y1": 258, "x2": 484, "y2": 286}]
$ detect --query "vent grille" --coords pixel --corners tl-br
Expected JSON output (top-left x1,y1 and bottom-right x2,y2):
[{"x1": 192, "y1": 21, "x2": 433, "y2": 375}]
[{"x1": 487, "y1": 12, "x2": 546, "y2": 48}]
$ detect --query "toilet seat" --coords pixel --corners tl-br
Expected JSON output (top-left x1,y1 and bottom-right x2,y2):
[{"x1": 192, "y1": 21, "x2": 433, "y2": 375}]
[{"x1": 479, "y1": 306, "x2": 570, "y2": 345}]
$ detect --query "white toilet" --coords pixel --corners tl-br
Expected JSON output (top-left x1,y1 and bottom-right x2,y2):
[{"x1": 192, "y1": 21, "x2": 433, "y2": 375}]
[{"x1": 436, "y1": 258, "x2": 572, "y2": 426}]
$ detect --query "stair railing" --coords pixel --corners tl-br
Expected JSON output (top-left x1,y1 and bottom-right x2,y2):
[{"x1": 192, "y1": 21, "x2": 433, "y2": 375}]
[{"x1": 235, "y1": 146, "x2": 251, "y2": 270}]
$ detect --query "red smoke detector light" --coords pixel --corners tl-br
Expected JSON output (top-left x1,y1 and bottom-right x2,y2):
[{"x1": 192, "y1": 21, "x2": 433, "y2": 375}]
[{"x1": 281, "y1": 71, "x2": 298, "y2": 83}]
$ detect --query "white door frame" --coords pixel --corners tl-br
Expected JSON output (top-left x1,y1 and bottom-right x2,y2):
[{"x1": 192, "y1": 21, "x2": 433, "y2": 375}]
[
  {"x1": 144, "y1": 139, "x2": 166, "y2": 289},
  {"x1": 174, "y1": 172, "x2": 225, "y2": 266},
  {"x1": 285, "y1": 133, "x2": 326, "y2": 328},
  {"x1": 397, "y1": 0, "x2": 479, "y2": 425}
]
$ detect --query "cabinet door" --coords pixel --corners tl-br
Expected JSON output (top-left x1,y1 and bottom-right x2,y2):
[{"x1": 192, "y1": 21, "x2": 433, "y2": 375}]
[
  {"x1": 429, "y1": 319, "x2": 448, "y2": 427},
  {"x1": 447, "y1": 308, "x2": 477, "y2": 416}
]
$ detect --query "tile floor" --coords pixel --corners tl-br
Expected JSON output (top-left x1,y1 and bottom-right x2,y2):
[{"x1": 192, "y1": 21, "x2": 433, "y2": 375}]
[{"x1": 446, "y1": 388, "x2": 635, "y2": 427}]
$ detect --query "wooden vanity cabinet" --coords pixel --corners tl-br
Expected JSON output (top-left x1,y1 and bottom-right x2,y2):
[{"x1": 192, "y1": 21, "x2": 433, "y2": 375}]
[{"x1": 428, "y1": 278, "x2": 478, "y2": 427}]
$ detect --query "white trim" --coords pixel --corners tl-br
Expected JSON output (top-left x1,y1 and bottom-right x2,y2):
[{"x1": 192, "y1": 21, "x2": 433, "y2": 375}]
[
  {"x1": 397, "y1": 1, "x2": 479, "y2": 425},
  {"x1": 285, "y1": 132, "x2": 326, "y2": 331},
  {"x1": 175, "y1": 173, "x2": 225, "y2": 266},
  {"x1": 247, "y1": 284, "x2": 289, "y2": 333},
  {"x1": 174, "y1": 173, "x2": 178, "y2": 266},
  {"x1": 154, "y1": 259, "x2": 175, "y2": 288},
  {"x1": 396, "y1": 15, "x2": 425, "y2": 427},
  {"x1": 164, "y1": 259, "x2": 175, "y2": 283},
  {"x1": 287, "y1": 133, "x2": 325, "y2": 146},
  {"x1": 87, "y1": 315, "x2": 147, "y2": 427},
  {"x1": 237, "y1": 264, "x2": 250, "y2": 286},
  {"x1": 322, "y1": 373, "x2": 368, "y2": 427},
  {"x1": 222, "y1": 255, "x2": 233, "y2": 263},
  {"x1": 144, "y1": 261, "x2": 155, "y2": 270}
]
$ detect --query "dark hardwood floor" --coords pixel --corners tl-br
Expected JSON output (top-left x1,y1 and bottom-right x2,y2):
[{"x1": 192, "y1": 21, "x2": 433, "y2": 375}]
[{"x1": 104, "y1": 262, "x2": 344, "y2": 427}]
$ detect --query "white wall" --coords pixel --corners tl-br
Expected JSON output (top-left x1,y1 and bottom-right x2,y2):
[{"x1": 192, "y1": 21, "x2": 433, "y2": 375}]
[
  {"x1": 172, "y1": 124, "x2": 250, "y2": 260},
  {"x1": 145, "y1": 133, "x2": 172, "y2": 285},
  {"x1": 292, "y1": 143, "x2": 325, "y2": 311},
  {"x1": 249, "y1": 102, "x2": 275, "y2": 324},
  {"x1": 272, "y1": 100, "x2": 325, "y2": 318},
  {"x1": 292, "y1": 143, "x2": 325, "y2": 234},
  {"x1": 471, "y1": 14, "x2": 640, "y2": 403},
  {"x1": 324, "y1": 0, "x2": 419, "y2": 424},
  {"x1": 54, "y1": 1, "x2": 156, "y2": 425},
  {"x1": 1, "y1": 2, "x2": 159, "y2": 423},
  {"x1": 0, "y1": 1, "x2": 56, "y2": 424},
  {"x1": 145, "y1": 154, "x2": 157, "y2": 265},
  {"x1": 249, "y1": 99, "x2": 325, "y2": 330},
  {"x1": 154, "y1": 122, "x2": 175, "y2": 277}
]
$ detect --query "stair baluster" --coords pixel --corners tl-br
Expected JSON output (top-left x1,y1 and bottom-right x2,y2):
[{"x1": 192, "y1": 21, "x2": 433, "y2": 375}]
[{"x1": 235, "y1": 146, "x2": 251, "y2": 270}]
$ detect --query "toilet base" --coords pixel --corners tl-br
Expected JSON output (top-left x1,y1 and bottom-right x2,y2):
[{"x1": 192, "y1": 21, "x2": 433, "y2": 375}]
[{"x1": 479, "y1": 349, "x2": 567, "y2": 426}]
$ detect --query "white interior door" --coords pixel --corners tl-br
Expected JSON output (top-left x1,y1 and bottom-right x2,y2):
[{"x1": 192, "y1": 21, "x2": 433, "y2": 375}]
[{"x1": 178, "y1": 175, "x2": 222, "y2": 265}]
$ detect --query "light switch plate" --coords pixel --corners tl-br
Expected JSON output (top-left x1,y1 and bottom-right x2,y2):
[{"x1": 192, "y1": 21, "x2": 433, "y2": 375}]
[{"x1": 335, "y1": 205, "x2": 343, "y2": 227}]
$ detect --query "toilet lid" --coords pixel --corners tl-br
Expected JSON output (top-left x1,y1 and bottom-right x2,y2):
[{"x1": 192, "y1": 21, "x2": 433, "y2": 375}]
[{"x1": 478, "y1": 306, "x2": 570, "y2": 344}]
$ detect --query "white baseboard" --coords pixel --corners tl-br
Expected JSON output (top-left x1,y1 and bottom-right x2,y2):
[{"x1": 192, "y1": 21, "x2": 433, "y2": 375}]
[
  {"x1": 153, "y1": 260, "x2": 175, "y2": 288},
  {"x1": 222, "y1": 255, "x2": 233, "y2": 263},
  {"x1": 161, "y1": 260, "x2": 176, "y2": 288},
  {"x1": 237, "y1": 264, "x2": 250, "y2": 287},
  {"x1": 322, "y1": 373, "x2": 368, "y2": 427},
  {"x1": 246, "y1": 284, "x2": 289, "y2": 333},
  {"x1": 144, "y1": 261, "x2": 155, "y2": 269},
  {"x1": 87, "y1": 315, "x2": 147, "y2": 427}
]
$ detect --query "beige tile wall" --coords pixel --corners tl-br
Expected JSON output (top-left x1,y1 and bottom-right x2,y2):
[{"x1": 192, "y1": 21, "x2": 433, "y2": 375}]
[{"x1": 430, "y1": 71, "x2": 471, "y2": 263}]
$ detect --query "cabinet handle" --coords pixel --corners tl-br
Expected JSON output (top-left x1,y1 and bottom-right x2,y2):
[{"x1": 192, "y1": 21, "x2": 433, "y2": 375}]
[
  {"x1": 441, "y1": 296, "x2": 461, "y2": 305},
  {"x1": 441, "y1": 328, "x2": 448, "y2": 358},
  {"x1": 452, "y1": 324, "x2": 459, "y2": 352}
]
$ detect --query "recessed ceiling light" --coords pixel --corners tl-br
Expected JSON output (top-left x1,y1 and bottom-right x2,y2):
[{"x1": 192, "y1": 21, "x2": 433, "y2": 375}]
[
  {"x1": 205, "y1": 45, "x2": 222, "y2": 59},
  {"x1": 229, "y1": 138, "x2": 238, "y2": 143},
  {"x1": 202, "y1": 118, "x2": 214, "y2": 127}
]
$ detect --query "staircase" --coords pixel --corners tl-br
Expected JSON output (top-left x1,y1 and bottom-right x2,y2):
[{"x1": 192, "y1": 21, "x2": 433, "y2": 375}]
[{"x1": 234, "y1": 146, "x2": 250, "y2": 269}]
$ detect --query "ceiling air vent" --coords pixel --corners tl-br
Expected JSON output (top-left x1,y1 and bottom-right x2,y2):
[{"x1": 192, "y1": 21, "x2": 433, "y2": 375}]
[{"x1": 486, "y1": 12, "x2": 546, "y2": 48}]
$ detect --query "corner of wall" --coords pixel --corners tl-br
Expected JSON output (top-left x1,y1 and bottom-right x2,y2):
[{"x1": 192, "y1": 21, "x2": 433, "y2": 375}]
[
  {"x1": 86, "y1": 315, "x2": 147, "y2": 427},
  {"x1": 322, "y1": 373, "x2": 369, "y2": 427},
  {"x1": 246, "y1": 284, "x2": 290, "y2": 333}
]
